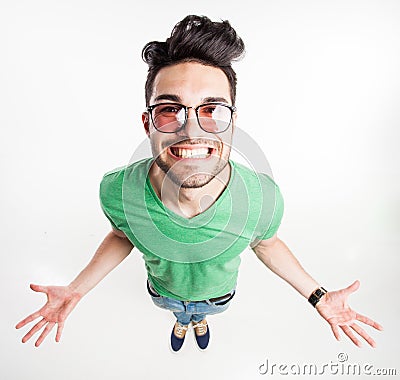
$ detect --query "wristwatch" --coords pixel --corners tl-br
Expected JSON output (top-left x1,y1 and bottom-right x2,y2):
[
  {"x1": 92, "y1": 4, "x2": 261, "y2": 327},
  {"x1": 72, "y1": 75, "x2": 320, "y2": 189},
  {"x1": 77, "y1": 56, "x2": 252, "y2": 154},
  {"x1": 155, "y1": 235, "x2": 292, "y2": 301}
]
[{"x1": 308, "y1": 286, "x2": 328, "y2": 307}]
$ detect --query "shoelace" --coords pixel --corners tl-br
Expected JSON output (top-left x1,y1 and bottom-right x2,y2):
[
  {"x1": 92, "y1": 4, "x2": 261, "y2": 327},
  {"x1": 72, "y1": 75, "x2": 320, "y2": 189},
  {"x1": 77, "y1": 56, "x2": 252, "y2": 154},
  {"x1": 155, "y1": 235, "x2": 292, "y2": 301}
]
[
  {"x1": 192, "y1": 321, "x2": 207, "y2": 336},
  {"x1": 175, "y1": 323, "x2": 188, "y2": 338}
]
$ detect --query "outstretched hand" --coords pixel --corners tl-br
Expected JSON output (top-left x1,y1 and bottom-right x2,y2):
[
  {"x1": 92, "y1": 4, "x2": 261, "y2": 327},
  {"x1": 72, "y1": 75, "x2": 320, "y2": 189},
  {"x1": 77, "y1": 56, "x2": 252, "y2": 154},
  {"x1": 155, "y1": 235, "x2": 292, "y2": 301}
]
[
  {"x1": 15, "y1": 284, "x2": 81, "y2": 347},
  {"x1": 316, "y1": 280, "x2": 383, "y2": 347}
]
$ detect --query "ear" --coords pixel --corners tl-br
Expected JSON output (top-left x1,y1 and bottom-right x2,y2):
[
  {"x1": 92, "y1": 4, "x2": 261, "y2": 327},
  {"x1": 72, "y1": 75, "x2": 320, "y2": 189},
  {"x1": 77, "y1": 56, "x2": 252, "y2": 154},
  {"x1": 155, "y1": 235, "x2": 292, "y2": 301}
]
[
  {"x1": 231, "y1": 112, "x2": 237, "y2": 133},
  {"x1": 142, "y1": 112, "x2": 150, "y2": 138}
]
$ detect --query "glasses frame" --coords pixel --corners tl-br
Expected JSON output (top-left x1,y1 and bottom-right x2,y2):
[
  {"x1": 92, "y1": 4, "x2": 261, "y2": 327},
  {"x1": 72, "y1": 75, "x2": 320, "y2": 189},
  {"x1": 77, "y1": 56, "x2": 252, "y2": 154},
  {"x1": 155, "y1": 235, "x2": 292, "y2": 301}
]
[{"x1": 146, "y1": 101, "x2": 237, "y2": 134}]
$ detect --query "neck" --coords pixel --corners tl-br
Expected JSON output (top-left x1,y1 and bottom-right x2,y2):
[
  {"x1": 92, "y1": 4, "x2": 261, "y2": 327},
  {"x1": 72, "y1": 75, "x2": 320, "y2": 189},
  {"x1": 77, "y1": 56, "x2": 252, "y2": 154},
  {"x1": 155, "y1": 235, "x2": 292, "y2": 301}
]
[{"x1": 148, "y1": 160, "x2": 231, "y2": 218}]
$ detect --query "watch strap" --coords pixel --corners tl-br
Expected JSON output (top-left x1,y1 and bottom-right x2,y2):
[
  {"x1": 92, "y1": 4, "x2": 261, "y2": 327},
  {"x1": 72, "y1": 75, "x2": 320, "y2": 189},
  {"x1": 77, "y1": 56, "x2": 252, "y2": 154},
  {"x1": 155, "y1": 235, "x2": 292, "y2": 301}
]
[{"x1": 308, "y1": 286, "x2": 328, "y2": 307}]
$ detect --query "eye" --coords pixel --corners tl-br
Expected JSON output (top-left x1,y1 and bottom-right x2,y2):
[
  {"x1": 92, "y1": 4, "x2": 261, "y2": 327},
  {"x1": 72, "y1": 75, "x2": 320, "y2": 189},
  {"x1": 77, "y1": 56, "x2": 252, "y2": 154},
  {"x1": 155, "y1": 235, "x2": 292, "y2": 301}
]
[
  {"x1": 158, "y1": 105, "x2": 181, "y2": 114},
  {"x1": 199, "y1": 104, "x2": 219, "y2": 118},
  {"x1": 201, "y1": 105, "x2": 217, "y2": 115}
]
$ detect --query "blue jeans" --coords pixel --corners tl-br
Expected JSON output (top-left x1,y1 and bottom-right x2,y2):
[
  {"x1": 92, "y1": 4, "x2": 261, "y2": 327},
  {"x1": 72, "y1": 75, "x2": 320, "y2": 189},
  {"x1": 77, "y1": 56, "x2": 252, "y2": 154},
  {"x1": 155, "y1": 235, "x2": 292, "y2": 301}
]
[{"x1": 147, "y1": 280, "x2": 235, "y2": 325}]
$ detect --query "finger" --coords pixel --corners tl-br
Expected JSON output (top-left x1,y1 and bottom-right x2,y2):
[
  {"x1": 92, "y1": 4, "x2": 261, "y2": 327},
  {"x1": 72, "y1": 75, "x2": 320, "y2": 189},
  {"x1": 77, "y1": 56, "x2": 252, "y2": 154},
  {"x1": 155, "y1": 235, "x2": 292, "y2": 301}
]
[
  {"x1": 15, "y1": 311, "x2": 42, "y2": 329},
  {"x1": 331, "y1": 324, "x2": 341, "y2": 341},
  {"x1": 344, "y1": 280, "x2": 360, "y2": 295},
  {"x1": 340, "y1": 325, "x2": 361, "y2": 347},
  {"x1": 35, "y1": 322, "x2": 55, "y2": 347},
  {"x1": 30, "y1": 284, "x2": 48, "y2": 293},
  {"x1": 21, "y1": 318, "x2": 47, "y2": 343},
  {"x1": 356, "y1": 313, "x2": 384, "y2": 330},
  {"x1": 350, "y1": 323, "x2": 376, "y2": 348},
  {"x1": 56, "y1": 322, "x2": 64, "y2": 342}
]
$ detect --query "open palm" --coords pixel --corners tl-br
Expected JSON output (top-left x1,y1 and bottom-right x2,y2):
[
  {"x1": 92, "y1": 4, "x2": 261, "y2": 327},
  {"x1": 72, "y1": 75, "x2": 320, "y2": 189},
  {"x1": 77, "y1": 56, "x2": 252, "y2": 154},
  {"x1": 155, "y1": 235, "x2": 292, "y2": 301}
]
[
  {"x1": 15, "y1": 284, "x2": 81, "y2": 347},
  {"x1": 316, "y1": 280, "x2": 383, "y2": 347}
]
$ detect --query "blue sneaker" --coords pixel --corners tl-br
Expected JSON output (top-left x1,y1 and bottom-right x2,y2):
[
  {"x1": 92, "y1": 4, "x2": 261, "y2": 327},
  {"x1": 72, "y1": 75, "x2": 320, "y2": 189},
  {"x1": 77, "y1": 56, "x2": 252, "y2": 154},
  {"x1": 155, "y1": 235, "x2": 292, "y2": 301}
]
[
  {"x1": 192, "y1": 319, "x2": 210, "y2": 350},
  {"x1": 170, "y1": 321, "x2": 189, "y2": 352}
]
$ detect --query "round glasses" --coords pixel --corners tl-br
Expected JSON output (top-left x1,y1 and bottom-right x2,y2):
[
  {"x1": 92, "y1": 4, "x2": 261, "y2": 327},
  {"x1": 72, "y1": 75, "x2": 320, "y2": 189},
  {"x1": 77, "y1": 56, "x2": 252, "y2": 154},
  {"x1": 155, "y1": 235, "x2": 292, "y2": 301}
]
[{"x1": 146, "y1": 102, "x2": 236, "y2": 134}]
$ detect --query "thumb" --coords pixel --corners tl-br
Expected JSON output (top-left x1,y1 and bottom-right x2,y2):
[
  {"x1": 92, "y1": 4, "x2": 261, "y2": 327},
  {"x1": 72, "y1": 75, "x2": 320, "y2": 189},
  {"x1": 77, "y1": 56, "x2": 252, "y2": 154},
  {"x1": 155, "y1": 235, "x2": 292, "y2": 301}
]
[
  {"x1": 30, "y1": 284, "x2": 47, "y2": 293},
  {"x1": 345, "y1": 280, "x2": 360, "y2": 294}
]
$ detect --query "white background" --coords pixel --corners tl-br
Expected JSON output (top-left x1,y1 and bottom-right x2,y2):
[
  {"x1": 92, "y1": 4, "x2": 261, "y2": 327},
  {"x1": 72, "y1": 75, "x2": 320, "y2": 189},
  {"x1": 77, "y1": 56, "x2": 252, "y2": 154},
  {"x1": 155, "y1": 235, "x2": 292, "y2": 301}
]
[{"x1": 1, "y1": 0, "x2": 399, "y2": 379}]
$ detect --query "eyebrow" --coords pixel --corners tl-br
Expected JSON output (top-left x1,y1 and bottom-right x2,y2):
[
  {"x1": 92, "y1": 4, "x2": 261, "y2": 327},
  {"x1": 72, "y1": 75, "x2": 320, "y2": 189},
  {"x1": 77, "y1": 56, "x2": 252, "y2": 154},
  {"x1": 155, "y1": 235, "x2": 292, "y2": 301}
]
[{"x1": 153, "y1": 94, "x2": 230, "y2": 104}]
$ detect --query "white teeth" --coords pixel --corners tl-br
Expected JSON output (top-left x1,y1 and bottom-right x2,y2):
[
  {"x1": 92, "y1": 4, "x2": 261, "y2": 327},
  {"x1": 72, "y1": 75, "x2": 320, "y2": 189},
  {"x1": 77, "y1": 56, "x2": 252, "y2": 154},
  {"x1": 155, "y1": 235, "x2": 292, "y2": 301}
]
[{"x1": 172, "y1": 147, "x2": 211, "y2": 158}]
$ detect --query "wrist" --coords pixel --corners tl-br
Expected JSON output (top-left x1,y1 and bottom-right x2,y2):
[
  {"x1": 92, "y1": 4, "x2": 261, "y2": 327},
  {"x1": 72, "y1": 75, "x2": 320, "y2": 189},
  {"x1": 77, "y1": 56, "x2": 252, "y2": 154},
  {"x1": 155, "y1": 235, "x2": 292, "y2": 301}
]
[
  {"x1": 308, "y1": 286, "x2": 328, "y2": 307},
  {"x1": 67, "y1": 282, "x2": 86, "y2": 300}
]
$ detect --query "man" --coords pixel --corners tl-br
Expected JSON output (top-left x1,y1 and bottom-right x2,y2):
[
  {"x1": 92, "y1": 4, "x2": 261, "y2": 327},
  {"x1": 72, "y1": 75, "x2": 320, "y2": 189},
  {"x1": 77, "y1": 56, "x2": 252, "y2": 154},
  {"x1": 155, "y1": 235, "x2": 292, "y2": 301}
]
[{"x1": 16, "y1": 15, "x2": 382, "y2": 352}]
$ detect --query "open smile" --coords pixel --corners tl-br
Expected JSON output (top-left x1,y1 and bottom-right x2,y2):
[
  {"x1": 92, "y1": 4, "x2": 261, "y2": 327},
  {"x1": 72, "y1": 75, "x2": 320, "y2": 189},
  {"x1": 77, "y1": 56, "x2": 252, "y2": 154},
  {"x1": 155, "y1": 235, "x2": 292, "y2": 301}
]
[{"x1": 167, "y1": 145, "x2": 217, "y2": 160}]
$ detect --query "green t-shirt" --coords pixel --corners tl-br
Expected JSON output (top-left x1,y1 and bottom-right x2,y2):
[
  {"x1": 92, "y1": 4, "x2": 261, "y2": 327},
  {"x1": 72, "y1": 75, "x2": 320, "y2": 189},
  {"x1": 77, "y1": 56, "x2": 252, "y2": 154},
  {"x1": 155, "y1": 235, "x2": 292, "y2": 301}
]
[{"x1": 99, "y1": 157, "x2": 284, "y2": 301}]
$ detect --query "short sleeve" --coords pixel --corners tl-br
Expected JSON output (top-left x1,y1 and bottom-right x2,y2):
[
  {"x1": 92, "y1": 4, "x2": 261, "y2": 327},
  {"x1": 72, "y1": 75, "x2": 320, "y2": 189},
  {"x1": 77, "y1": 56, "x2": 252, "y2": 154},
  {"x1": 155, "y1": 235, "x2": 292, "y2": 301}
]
[
  {"x1": 100, "y1": 201, "x2": 119, "y2": 230},
  {"x1": 99, "y1": 172, "x2": 121, "y2": 231},
  {"x1": 253, "y1": 181, "x2": 284, "y2": 241}
]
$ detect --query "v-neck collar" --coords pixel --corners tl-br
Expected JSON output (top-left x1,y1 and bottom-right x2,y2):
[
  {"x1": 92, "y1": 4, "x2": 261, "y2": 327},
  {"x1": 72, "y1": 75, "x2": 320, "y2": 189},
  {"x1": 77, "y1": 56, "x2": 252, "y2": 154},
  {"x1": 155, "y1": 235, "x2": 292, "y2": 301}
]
[{"x1": 145, "y1": 158, "x2": 236, "y2": 225}]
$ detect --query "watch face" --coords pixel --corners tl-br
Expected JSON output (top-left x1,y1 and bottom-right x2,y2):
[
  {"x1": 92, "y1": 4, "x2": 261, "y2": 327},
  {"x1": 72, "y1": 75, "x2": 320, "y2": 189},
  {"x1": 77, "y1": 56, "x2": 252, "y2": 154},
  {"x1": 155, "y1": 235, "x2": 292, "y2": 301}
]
[{"x1": 308, "y1": 288, "x2": 327, "y2": 307}]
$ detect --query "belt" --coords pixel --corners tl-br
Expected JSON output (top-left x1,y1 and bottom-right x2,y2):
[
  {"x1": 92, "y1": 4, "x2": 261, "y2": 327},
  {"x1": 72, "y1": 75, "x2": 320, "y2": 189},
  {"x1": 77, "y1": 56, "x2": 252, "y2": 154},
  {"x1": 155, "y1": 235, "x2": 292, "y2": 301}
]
[
  {"x1": 147, "y1": 279, "x2": 235, "y2": 305},
  {"x1": 208, "y1": 291, "x2": 235, "y2": 303}
]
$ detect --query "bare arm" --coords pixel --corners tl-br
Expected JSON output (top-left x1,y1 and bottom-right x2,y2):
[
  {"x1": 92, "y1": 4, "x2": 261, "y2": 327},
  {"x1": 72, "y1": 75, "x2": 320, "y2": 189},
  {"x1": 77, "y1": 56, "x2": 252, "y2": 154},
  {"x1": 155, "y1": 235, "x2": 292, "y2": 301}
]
[
  {"x1": 16, "y1": 229, "x2": 134, "y2": 346},
  {"x1": 69, "y1": 229, "x2": 134, "y2": 297},
  {"x1": 251, "y1": 233, "x2": 319, "y2": 298}
]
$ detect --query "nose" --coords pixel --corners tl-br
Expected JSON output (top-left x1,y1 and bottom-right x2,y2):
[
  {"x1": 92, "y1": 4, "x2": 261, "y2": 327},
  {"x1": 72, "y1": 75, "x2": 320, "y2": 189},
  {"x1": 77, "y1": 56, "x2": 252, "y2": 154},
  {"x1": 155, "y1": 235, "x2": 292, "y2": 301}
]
[{"x1": 180, "y1": 107, "x2": 206, "y2": 138}]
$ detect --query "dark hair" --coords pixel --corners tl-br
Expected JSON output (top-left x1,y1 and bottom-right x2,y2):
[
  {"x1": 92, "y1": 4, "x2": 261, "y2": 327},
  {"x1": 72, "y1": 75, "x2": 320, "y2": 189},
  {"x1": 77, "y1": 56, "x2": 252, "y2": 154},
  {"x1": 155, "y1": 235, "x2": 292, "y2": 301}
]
[{"x1": 141, "y1": 15, "x2": 245, "y2": 107}]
